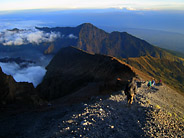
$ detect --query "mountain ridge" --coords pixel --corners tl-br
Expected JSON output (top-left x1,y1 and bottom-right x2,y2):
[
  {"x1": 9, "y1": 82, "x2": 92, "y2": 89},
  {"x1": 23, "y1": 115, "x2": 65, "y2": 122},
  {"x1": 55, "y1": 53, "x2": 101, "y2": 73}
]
[
  {"x1": 37, "y1": 46, "x2": 136, "y2": 101},
  {"x1": 37, "y1": 23, "x2": 173, "y2": 59},
  {"x1": 1, "y1": 23, "x2": 180, "y2": 61}
]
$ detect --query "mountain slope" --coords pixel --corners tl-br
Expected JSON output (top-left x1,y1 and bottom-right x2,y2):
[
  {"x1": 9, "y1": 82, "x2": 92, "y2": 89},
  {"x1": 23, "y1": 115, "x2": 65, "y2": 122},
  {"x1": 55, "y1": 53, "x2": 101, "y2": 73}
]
[
  {"x1": 122, "y1": 56, "x2": 184, "y2": 93},
  {"x1": 1, "y1": 78, "x2": 183, "y2": 138},
  {"x1": 37, "y1": 46, "x2": 136, "y2": 100}
]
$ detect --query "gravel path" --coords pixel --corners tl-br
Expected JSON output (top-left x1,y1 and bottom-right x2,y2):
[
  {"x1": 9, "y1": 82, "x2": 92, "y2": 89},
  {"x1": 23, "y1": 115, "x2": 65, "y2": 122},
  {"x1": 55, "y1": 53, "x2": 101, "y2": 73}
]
[{"x1": 0, "y1": 83, "x2": 184, "y2": 138}]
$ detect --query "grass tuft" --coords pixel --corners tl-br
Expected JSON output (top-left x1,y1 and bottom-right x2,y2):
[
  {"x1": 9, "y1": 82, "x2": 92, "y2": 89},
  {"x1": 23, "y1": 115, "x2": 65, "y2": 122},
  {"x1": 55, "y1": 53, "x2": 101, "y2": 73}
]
[{"x1": 155, "y1": 104, "x2": 161, "y2": 109}]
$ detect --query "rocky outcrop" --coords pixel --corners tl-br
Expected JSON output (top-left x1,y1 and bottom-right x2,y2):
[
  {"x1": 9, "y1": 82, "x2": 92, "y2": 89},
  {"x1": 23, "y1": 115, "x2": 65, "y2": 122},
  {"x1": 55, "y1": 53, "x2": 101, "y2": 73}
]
[
  {"x1": 44, "y1": 44, "x2": 55, "y2": 54},
  {"x1": 0, "y1": 67, "x2": 41, "y2": 106},
  {"x1": 37, "y1": 47, "x2": 136, "y2": 101}
]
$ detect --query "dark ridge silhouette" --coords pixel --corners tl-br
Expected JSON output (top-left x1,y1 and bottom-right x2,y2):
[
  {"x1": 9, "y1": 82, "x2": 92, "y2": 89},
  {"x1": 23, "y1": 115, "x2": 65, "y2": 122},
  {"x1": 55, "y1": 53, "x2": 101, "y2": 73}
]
[
  {"x1": 0, "y1": 67, "x2": 41, "y2": 106},
  {"x1": 37, "y1": 46, "x2": 136, "y2": 101}
]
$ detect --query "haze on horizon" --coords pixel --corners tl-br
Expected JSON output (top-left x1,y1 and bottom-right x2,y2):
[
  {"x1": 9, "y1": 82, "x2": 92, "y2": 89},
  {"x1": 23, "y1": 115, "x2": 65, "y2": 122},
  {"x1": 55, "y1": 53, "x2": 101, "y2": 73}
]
[{"x1": 0, "y1": 0, "x2": 184, "y2": 11}]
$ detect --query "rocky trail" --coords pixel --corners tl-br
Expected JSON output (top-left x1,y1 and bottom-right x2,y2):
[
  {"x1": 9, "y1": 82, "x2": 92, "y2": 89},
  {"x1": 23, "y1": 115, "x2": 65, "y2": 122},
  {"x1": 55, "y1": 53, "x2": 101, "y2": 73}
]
[{"x1": 0, "y1": 83, "x2": 184, "y2": 138}]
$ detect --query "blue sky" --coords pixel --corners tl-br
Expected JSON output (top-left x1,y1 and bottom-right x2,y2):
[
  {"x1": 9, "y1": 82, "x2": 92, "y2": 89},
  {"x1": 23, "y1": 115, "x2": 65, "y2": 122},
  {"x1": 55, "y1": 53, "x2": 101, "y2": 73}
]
[{"x1": 0, "y1": 0, "x2": 184, "y2": 11}]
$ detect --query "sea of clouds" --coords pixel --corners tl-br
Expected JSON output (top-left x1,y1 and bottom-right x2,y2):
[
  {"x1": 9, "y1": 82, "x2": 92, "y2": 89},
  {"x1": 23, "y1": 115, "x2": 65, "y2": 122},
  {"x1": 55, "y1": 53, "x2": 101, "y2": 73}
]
[
  {"x1": 0, "y1": 28, "x2": 61, "y2": 46},
  {"x1": 0, "y1": 62, "x2": 46, "y2": 87},
  {"x1": 0, "y1": 18, "x2": 78, "y2": 86},
  {"x1": 0, "y1": 28, "x2": 78, "y2": 86},
  {"x1": 0, "y1": 28, "x2": 78, "y2": 46}
]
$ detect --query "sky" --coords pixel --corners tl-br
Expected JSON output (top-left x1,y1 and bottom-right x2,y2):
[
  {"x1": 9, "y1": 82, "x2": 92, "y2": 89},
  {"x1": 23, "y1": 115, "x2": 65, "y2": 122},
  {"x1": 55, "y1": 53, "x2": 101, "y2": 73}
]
[{"x1": 0, "y1": 0, "x2": 184, "y2": 11}]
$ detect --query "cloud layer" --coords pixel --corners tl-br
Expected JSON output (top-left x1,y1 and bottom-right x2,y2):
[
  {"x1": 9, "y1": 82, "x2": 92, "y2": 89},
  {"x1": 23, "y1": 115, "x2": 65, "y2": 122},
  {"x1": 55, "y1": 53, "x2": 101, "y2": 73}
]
[
  {"x1": 0, "y1": 28, "x2": 61, "y2": 46},
  {"x1": 68, "y1": 34, "x2": 78, "y2": 39},
  {"x1": 0, "y1": 62, "x2": 46, "y2": 87}
]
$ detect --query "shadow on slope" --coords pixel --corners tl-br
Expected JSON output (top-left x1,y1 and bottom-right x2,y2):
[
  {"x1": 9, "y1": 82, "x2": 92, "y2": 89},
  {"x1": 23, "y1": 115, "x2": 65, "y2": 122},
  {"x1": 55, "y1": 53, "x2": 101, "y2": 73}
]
[
  {"x1": 0, "y1": 90, "x2": 152, "y2": 138},
  {"x1": 37, "y1": 46, "x2": 136, "y2": 101},
  {"x1": 52, "y1": 91, "x2": 152, "y2": 138}
]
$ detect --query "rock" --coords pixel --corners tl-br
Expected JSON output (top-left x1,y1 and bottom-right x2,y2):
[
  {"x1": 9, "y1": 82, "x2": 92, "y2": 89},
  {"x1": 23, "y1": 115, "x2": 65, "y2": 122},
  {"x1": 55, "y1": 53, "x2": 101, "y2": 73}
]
[
  {"x1": 66, "y1": 120, "x2": 75, "y2": 124},
  {"x1": 110, "y1": 125, "x2": 114, "y2": 129},
  {"x1": 65, "y1": 127, "x2": 70, "y2": 130}
]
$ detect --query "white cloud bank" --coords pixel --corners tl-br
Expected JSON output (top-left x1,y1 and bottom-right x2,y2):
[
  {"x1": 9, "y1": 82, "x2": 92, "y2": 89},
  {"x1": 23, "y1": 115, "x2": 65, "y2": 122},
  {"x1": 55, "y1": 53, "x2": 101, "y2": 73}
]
[
  {"x1": 0, "y1": 29, "x2": 61, "y2": 46},
  {"x1": 68, "y1": 34, "x2": 78, "y2": 39},
  {"x1": 0, "y1": 28, "x2": 78, "y2": 46},
  {"x1": 0, "y1": 62, "x2": 46, "y2": 87}
]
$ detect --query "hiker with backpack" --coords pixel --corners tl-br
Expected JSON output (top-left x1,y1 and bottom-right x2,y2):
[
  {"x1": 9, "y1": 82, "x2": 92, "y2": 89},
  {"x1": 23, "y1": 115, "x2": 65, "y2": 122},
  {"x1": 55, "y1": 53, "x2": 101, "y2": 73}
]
[
  {"x1": 152, "y1": 79, "x2": 155, "y2": 86},
  {"x1": 124, "y1": 77, "x2": 137, "y2": 105},
  {"x1": 147, "y1": 80, "x2": 152, "y2": 89}
]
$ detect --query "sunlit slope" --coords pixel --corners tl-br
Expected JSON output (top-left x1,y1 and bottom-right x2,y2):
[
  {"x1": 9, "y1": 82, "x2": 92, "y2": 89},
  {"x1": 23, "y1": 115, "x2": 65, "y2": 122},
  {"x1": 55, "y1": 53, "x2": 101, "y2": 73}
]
[{"x1": 123, "y1": 56, "x2": 184, "y2": 93}]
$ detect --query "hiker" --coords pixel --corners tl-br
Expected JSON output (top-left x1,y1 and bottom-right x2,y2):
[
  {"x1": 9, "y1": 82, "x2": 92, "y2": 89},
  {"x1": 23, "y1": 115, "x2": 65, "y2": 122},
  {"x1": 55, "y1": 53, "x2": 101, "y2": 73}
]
[
  {"x1": 147, "y1": 80, "x2": 152, "y2": 89},
  {"x1": 152, "y1": 79, "x2": 155, "y2": 86},
  {"x1": 124, "y1": 77, "x2": 137, "y2": 105},
  {"x1": 159, "y1": 79, "x2": 162, "y2": 86}
]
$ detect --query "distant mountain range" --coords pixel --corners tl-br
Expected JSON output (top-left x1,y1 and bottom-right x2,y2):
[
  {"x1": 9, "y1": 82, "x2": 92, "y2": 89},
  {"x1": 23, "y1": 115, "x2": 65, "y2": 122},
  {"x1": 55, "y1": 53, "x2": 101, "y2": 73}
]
[
  {"x1": 0, "y1": 23, "x2": 178, "y2": 60},
  {"x1": 101, "y1": 26, "x2": 184, "y2": 55},
  {"x1": 37, "y1": 23, "x2": 172, "y2": 59}
]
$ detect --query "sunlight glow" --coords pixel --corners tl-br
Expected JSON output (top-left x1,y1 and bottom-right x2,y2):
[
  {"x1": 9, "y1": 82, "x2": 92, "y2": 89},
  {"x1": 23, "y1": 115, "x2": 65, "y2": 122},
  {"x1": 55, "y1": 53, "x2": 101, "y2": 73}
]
[{"x1": 0, "y1": 0, "x2": 184, "y2": 11}]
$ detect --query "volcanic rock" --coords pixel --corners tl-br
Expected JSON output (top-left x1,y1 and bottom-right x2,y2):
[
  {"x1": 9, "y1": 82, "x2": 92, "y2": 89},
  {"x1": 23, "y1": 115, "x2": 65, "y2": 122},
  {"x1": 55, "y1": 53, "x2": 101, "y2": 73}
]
[{"x1": 37, "y1": 46, "x2": 136, "y2": 101}]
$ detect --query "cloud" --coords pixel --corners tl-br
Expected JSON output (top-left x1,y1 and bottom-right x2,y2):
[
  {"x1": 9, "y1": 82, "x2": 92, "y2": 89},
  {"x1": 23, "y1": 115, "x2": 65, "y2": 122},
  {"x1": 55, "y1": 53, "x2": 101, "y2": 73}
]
[
  {"x1": 13, "y1": 66, "x2": 46, "y2": 87},
  {"x1": 68, "y1": 34, "x2": 78, "y2": 39},
  {"x1": 0, "y1": 29, "x2": 78, "y2": 46},
  {"x1": 0, "y1": 62, "x2": 46, "y2": 87},
  {"x1": 0, "y1": 28, "x2": 61, "y2": 46},
  {"x1": 14, "y1": 37, "x2": 24, "y2": 45}
]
